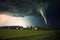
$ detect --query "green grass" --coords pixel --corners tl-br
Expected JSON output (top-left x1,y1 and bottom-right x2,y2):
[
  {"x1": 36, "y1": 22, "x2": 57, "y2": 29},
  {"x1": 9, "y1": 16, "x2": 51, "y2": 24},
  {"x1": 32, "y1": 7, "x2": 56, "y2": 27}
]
[{"x1": 0, "y1": 29, "x2": 55, "y2": 40}]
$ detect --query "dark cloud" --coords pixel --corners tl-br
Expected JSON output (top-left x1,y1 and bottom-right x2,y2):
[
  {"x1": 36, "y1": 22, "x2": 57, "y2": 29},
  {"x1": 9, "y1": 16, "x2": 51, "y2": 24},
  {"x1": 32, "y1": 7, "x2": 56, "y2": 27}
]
[
  {"x1": 0, "y1": 0, "x2": 53, "y2": 17},
  {"x1": 0, "y1": 0, "x2": 41, "y2": 17}
]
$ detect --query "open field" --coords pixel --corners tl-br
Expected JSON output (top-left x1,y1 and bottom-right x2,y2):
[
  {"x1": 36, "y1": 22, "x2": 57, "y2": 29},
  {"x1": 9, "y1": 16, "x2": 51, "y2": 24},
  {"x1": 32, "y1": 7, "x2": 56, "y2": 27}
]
[{"x1": 0, "y1": 29, "x2": 59, "y2": 40}]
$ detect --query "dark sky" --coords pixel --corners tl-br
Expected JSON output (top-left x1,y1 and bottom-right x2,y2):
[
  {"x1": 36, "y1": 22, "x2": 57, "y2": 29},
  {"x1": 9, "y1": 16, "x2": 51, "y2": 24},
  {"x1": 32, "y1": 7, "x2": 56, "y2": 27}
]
[
  {"x1": 0, "y1": 0, "x2": 60, "y2": 28},
  {"x1": 46, "y1": 1, "x2": 60, "y2": 28}
]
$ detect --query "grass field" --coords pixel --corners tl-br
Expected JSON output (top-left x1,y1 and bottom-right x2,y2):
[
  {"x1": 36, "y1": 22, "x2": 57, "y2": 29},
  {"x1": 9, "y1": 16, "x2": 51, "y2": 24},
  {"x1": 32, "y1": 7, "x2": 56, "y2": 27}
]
[{"x1": 0, "y1": 29, "x2": 58, "y2": 40}]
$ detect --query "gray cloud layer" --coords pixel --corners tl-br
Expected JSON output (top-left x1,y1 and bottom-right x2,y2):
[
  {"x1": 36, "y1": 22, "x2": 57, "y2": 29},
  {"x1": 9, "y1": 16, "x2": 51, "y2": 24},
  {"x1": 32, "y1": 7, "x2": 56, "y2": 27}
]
[{"x1": 0, "y1": 0, "x2": 48, "y2": 17}]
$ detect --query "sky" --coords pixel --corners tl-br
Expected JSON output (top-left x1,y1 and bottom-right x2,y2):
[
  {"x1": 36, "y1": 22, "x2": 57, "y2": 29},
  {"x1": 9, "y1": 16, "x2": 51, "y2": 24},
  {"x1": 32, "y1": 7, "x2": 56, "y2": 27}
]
[{"x1": 0, "y1": 0, "x2": 60, "y2": 28}]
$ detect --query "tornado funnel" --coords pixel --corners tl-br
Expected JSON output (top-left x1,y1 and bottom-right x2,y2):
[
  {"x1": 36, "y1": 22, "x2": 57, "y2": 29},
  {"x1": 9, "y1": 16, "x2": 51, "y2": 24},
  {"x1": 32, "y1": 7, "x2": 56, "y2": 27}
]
[
  {"x1": 39, "y1": 6, "x2": 47, "y2": 24},
  {"x1": 36, "y1": 3, "x2": 48, "y2": 28}
]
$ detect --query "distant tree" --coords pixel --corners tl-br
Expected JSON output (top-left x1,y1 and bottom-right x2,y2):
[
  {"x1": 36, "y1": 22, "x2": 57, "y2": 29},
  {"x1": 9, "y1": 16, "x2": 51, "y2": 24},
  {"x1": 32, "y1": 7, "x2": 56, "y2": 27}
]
[
  {"x1": 30, "y1": 26, "x2": 33, "y2": 30},
  {"x1": 27, "y1": 26, "x2": 30, "y2": 30},
  {"x1": 27, "y1": 26, "x2": 29, "y2": 28}
]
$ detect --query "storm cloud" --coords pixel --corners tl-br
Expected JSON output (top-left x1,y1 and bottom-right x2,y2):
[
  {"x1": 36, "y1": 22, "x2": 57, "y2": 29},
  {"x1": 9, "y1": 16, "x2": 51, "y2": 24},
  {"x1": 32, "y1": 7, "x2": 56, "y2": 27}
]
[
  {"x1": 0, "y1": 0, "x2": 59, "y2": 28},
  {"x1": 0, "y1": 0, "x2": 48, "y2": 17}
]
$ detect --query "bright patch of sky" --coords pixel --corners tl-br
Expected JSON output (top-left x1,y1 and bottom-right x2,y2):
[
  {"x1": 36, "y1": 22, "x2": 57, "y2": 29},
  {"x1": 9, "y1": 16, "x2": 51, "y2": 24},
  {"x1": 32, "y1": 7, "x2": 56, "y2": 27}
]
[{"x1": 0, "y1": 14, "x2": 44, "y2": 28}]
